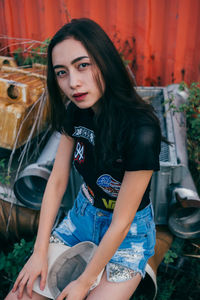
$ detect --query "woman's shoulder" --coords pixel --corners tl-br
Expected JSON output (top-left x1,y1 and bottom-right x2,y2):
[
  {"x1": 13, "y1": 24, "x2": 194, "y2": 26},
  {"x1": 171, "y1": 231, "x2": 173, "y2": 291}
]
[
  {"x1": 125, "y1": 110, "x2": 161, "y2": 147},
  {"x1": 125, "y1": 108, "x2": 160, "y2": 130}
]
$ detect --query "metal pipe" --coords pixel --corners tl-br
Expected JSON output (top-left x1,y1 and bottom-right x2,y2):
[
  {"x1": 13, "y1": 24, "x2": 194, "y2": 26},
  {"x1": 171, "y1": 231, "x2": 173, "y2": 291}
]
[{"x1": 14, "y1": 131, "x2": 82, "y2": 210}]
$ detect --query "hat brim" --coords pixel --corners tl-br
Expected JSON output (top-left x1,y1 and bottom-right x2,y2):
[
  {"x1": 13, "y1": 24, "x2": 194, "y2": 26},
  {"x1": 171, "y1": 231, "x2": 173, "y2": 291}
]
[
  {"x1": 33, "y1": 241, "x2": 98, "y2": 299},
  {"x1": 48, "y1": 241, "x2": 97, "y2": 298},
  {"x1": 33, "y1": 243, "x2": 70, "y2": 298}
]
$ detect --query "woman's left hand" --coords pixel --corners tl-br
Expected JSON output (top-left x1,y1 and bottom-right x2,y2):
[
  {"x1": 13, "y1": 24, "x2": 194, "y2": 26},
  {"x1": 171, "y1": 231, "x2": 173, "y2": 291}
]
[{"x1": 56, "y1": 279, "x2": 90, "y2": 300}]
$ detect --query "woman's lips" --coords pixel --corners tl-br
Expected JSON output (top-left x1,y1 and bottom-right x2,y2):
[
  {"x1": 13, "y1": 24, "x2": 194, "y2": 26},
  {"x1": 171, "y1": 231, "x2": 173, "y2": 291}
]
[{"x1": 73, "y1": 92, "x2": 88, "y2": 101}]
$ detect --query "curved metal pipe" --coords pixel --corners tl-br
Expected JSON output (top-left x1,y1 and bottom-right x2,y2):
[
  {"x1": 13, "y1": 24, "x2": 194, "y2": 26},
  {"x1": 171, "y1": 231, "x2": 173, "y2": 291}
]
[{"x1": 14, "y1": 131, "x2": 82, "y2": 210}]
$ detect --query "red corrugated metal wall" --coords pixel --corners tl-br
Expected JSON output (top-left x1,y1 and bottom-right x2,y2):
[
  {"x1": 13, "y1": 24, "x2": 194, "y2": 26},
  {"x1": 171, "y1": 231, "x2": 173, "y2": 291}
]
[{"x1": 0, "y1": 0, "x2": 200, "y2": 86}]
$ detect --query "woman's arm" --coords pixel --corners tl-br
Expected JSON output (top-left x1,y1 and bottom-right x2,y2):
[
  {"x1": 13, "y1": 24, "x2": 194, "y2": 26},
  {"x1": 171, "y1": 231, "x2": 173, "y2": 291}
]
[
  {"x1": 34, "y1": 134, "x2": 75, "y2": 254},
  {"x1": 81, "y1": 170, "x2": 153, "y2": 282},
  {"x1": 58, "y1": 169, "x2": 153, "y2": 300},
  {"x1": 13, "y1": 133, "x2": 75, "y2": 298}
]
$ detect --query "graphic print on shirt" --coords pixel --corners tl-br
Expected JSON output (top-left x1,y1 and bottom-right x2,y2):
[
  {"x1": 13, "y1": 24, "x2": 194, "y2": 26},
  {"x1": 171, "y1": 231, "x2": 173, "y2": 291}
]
[
  {"x1": 74, "y1": 142, "x2": 85, "y2": 163},
  {"x1": 96, "y1": 174, "x2": 121, "y2": 197},
  {"x1": 102, "y1": 198, "x2": 116, "y2": 210},
  {"x1": 72, "y1": 126, "x2": 95, "y2": 145}
]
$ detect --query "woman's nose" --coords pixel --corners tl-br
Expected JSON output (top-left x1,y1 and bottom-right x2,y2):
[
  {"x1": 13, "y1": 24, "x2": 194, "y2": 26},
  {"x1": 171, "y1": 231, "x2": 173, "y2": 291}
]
[{"x1": 69, "y1": 71, "x2": 81, "y2": 89}]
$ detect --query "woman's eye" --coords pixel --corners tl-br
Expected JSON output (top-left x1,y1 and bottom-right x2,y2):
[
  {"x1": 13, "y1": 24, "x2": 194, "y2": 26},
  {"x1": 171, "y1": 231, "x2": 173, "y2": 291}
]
[
  {"x1": 79, "y1": 63, "x2": 90, "y2": 70},
  {"x1": 56, "y1": 70, "x2": 67, "y2": 77}
]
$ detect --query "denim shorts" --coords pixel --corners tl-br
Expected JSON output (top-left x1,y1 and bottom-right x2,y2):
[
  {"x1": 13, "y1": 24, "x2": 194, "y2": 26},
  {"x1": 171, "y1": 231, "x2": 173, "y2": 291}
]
[{"x1": 53, "y1": 188, "x2": 156, "y2": 282}]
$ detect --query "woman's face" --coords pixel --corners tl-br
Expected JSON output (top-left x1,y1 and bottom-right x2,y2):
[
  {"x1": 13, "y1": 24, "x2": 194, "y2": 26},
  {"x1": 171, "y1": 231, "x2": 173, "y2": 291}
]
[{"x1": 52, "y1": 38, "x2": 104, "y2": 112}]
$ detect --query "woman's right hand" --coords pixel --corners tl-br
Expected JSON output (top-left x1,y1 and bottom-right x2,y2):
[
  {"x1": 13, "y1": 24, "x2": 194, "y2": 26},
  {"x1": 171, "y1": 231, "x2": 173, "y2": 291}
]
[{"x1": 12, "y1": 250, "x2": 48, "y2": 299}]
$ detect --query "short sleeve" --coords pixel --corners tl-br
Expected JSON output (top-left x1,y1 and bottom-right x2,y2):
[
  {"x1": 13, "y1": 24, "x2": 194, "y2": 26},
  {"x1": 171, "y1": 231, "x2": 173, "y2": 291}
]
[{"x1": 124, "y1": 125, "x2": 161, "y2": 171}]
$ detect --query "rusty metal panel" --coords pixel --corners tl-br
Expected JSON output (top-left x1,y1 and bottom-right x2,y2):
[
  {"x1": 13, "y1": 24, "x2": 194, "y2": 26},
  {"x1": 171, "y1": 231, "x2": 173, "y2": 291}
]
[
  {"x1": 0, "y1": 66, "x2": 49, "y2": 149},
  {"x1": 0, "y1": 0, "x2": 200, "y2": 86}
]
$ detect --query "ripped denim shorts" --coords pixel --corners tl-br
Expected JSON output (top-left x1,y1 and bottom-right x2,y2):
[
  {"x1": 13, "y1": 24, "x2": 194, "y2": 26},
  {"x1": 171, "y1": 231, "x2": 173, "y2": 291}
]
[{"x1": 52, "y1": 188, "x2": 156, "y2": 282}]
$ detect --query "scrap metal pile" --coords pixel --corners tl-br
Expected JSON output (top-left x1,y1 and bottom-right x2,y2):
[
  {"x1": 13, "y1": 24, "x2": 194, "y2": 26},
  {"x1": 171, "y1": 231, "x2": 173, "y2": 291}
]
[
  {"x1": 0, "y1": 56, "x2": 50, "y2": 242},
  {"x1": 0, "y1": 56, "x2": 199, "y2": 300}
]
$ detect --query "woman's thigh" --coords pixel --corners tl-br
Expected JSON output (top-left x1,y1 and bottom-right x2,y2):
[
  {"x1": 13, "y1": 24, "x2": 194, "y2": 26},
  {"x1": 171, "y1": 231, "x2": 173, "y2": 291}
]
[
  {"x1": 86, "y1": 270, "x2": 141, "y2": 300},
  {"x1": 5, "y1": 289, "x2": 50, "y2": 300}
]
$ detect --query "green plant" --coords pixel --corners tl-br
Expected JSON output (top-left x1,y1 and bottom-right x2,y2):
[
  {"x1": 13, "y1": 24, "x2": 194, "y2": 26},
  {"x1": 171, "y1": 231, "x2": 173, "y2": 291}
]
[
  {"x1": 156, "y1": 237, "x2": 200, "y2": 300},
  {"x1": 163, "y1": 249, "x2": 178, "y2": 264},
  {"x1": 13, "y1": 38, "x2": 50, "y2": 66},
  {"x1": 0, "y1": 159, "x2": 10, "y2": 186},
  {"x1": 157, "y1": 276, "x2": 176, "y2": 300},
  {"x1": 178, "y1": 82, "x2": 200, "y2": 146},
  {"x1": 0, "y1": 238, "x2": 34, "y2": 282},
  {"x1": 166, "y1": 82, "x2": 200, "y2": 193},
  {"x1": 0, "y1": 238, "x2": 35, "y2": 298}
]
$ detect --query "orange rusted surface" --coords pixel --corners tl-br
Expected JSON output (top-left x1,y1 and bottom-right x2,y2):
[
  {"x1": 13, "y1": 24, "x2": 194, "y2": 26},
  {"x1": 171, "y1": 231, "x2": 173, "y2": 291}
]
[
  {"x1": 0, "y1": 66, "x2": 49, "y2": 149},
  {"x1": 0, "y1": 0, "x2": 200, "y2": 86}
]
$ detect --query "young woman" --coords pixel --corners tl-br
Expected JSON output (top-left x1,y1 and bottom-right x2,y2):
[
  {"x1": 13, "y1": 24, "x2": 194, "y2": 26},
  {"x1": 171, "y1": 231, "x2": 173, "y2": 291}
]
[{"x1": 6, "y1": 18, "x2": 161, "y2": 300}]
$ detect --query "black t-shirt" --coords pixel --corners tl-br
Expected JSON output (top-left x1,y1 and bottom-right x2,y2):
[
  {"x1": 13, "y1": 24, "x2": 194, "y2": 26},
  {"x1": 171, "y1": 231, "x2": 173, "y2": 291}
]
[{"x1": 64, "y1": 102, "x2": 161, "y2": 212}]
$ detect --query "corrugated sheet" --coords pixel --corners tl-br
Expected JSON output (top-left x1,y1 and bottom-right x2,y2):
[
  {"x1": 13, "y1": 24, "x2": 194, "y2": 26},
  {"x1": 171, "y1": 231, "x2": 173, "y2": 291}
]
[{"x1": 0, "y1": 0, "x2": 200, "y2": 86}]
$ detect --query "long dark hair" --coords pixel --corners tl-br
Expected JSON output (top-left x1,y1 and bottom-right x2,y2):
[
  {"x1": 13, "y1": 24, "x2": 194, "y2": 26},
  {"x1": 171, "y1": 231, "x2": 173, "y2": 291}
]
[{"x1": 47, "y1": 18, "x2": 162, "y2": 168}]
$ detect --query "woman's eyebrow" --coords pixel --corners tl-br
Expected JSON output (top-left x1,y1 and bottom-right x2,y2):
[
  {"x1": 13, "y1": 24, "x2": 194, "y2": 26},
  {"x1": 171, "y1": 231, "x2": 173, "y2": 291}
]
[
  {"x1": 53, "y1": 56, "x2": 89, "y2": 70},
  {"x1": 71, "y1": 56, "x2": 89, "y2": 64}
]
